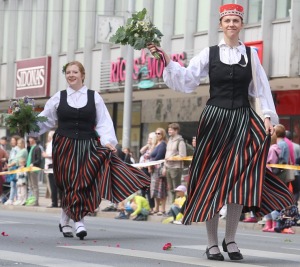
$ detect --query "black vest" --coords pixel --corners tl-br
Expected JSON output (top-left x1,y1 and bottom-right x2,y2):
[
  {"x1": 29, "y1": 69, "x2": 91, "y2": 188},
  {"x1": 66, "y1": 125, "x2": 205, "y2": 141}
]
[
  {"x1": 56, "y1": 89, "x2": 97, "y2": 139},
  {"x1": 206, "y1": 45, "x2": 252, "y2": 109}
]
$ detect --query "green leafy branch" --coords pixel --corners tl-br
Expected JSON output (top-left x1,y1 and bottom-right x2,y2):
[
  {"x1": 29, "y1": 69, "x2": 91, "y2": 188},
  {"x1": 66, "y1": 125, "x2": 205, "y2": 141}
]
[
  {"x1": 4, "y1": 97, "x2": 47, "y2": 137},
  {"x1": 109, "y1": 8, "x2": 163, "y2": 59}
]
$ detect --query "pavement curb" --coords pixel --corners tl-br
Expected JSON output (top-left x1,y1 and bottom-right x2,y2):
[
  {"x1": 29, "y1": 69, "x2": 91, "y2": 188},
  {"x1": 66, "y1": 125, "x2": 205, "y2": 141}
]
[{"x1": 2, "y1": 203, "x2": 298, "y2": 235}]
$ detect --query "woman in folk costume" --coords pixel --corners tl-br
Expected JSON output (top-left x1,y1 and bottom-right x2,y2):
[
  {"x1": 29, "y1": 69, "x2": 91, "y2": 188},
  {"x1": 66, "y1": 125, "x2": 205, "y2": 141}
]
[
  {"x1": 37, "y1": 61, "x2": 149, "y2": 240},
  {"x1": 148, "y1": 4, "x2": 294, "y2": 261}
]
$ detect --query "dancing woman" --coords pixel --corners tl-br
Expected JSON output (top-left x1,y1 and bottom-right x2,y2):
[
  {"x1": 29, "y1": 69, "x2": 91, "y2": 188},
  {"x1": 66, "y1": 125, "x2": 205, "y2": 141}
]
[
  {"x1": 37, "y1": 61, "x2": 149, "y2": 240},
  {"x1": 148, "y1": 3, "x2": 294, "y2": 261}
]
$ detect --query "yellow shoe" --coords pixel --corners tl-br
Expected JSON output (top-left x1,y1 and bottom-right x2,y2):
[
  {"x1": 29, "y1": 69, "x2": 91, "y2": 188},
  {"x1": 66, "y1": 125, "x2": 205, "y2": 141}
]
[
  {"x1": 162, "y1": 216, "x2": 174, "y2": 224},
  {"x1": 176, "y1": 212, "x2": 183, "y2": 221}
]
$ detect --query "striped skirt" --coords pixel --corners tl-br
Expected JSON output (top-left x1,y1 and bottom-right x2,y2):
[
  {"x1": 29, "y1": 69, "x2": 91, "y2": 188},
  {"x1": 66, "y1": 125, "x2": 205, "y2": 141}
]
[
  {"x1": 52, "y1": 134, "x2": 150, "y2": 222},
  {"x1": 182, "y1": 105, "x2": 294, "y2": 224}
]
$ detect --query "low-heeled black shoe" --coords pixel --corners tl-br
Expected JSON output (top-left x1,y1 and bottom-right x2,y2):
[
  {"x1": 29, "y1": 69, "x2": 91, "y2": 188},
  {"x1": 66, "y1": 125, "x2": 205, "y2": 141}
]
[
  {"x1": 205, "y1": 245, "x2": 224, "y2": 261},
  {"x1": 59, "y1": 223, "x2": 74, "y2": 238},
  {"x1": 222, "y1": 239, "x2": 243, "y2": 260}
]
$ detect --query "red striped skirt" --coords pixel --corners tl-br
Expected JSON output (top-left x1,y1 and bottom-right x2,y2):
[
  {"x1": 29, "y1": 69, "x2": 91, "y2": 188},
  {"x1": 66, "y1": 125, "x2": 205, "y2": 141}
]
[
  {"x1": 182, "y1": 105, "x2": 294, "y2": 224},
  {"x1": 52, "y1": 134, "x2": 150, "y2": 222}
]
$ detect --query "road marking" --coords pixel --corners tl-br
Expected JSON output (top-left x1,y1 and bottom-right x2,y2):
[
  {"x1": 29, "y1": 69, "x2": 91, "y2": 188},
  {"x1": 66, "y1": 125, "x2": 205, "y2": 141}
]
[
  {"x1": 0, "y1": 220, "x2": 21, "y2": 224},
  {"x1": 0, "y1": 250, "x2": 112, "y2": 267},
  {"x1": 61, "y1": 245, "x2": 267, "y2": 267},
  {"x1": 176, "y1": 245, "x2": 300, "y2": 263}
]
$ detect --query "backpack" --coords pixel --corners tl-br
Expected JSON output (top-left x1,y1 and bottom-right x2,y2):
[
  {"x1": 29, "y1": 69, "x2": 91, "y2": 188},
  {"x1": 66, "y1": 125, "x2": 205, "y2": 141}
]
[
  {"x1": 176, "y1": 138, "x2": 194, "y2": 157},
  {"x1": 272, "y1": 150, "x2": 285, "y2": 175}
]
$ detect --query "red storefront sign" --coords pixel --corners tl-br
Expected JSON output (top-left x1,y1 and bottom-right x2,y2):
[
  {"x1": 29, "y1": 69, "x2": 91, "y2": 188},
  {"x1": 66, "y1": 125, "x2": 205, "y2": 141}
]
[
  {"x1": 245, "y1": 41, "x2": 263, "y2": 63},
  {"x1": 273, "y1": 90, "x2": 300, "y2": 115},
  {"x1": 15, "y1": 56, "x2": 51, "y2": 98}
]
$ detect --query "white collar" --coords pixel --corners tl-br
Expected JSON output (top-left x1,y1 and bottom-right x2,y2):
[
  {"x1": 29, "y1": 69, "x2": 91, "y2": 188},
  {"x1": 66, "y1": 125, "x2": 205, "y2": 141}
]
[
  {"x1": 218, "y1": 39, "x2": 246, "y2": 55},
  {"x1": 66, "y1": 85, "x2": 88, "y2": 96}
]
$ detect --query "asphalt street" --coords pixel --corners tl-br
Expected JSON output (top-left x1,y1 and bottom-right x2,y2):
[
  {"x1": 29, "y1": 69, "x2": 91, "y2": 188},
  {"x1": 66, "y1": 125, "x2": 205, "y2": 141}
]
[{"x1": 1, "y1": 209, "x2": 300, "y2": 267}]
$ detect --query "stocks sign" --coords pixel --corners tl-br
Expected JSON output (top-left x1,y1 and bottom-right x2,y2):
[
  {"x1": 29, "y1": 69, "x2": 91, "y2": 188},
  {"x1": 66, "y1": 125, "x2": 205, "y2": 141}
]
[{"x1": 16, "y1": 57, "x2": 51, "y2": 98}]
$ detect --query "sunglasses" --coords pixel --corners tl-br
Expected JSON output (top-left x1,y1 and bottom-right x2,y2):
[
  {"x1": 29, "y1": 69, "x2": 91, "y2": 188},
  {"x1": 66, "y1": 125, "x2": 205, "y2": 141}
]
[{"x1": 155, "y1": 132, "x2": 161, "y2": 135}]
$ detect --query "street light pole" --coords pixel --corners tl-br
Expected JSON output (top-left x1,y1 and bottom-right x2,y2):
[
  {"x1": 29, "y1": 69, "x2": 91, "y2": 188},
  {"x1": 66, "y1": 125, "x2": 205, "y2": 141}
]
[{"x1": 122, "y1": 0, "x2": 135, "y2": 149}]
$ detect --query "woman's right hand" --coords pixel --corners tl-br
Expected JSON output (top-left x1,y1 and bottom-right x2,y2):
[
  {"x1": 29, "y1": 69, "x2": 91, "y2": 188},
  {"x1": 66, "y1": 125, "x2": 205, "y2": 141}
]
[{"x1": 146, "y1": 43, "x2": 170, "y2": 65}]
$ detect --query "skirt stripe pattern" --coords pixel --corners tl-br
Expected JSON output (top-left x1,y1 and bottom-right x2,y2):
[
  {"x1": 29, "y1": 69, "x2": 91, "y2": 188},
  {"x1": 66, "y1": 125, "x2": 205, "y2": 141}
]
[
  {"x1": 183, "y1": 105, "x2": 294, "y2": 224},
  {"x1": 53, "y1": 134, "x2": 150, "y2": 222}
]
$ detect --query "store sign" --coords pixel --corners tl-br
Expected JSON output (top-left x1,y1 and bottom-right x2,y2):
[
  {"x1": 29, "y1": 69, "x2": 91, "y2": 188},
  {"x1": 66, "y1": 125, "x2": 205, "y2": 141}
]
[
  {"x1": 110, "y1": 49, "x2": 186, "y2": 83},
  {"x1": 245, "y1": 41, "x2": 263, "y2": 63},
  {"x1": 15, "y1": 56, "x2": 51, "y2": 98}
]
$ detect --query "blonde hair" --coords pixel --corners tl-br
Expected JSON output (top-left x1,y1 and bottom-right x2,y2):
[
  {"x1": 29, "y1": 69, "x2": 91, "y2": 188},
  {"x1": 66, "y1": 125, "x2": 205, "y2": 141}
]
[
  {"x1": 148, "y1": 132, "x2": 156, "y2": 149},
  {"x1": 154, "y1": 128, "x2": 167, "y2": 145}
]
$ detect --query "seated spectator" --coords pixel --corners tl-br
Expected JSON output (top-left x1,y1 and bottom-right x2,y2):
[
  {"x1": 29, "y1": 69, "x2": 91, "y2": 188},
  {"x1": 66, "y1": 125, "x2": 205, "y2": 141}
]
[
  {"x1": 129, "y1": 195, "x2": 150, "y2": 221},
  {"x1": 115, "y1": 193, "x2": 150, "y2": 221},
  {"x1": 162, "y1": 185, "x2": 187, "y2": 224}
]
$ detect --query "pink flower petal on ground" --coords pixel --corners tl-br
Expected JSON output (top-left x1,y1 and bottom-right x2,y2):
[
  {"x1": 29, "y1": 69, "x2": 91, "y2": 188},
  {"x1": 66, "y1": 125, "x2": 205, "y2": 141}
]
[
  {"x1": 1, "y1": 232, "x2": 8, "y2": 236},
  {"x1": 163, "y1": 242, "x2": 172, "y2": 250}
]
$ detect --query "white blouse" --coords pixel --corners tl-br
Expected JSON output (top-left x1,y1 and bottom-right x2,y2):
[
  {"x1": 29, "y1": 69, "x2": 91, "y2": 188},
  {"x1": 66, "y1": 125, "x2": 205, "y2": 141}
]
[
  {"x1": 163, "y1": 39, "x2": 278, "y2": 124},
  {"x1": 37, "y1": 85, "x2": 118, "y2": 147}
]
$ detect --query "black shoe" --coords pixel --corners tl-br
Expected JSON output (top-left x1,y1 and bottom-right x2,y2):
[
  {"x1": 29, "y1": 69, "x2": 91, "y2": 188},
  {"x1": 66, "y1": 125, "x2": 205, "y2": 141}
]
[
  {"x1": 101, "y1": 206, "x2": 117, "y2": 212},
  {"x1": 59, "y1": 223, "x2": 73, "y2": 238},
  {"x1": 134, "y1": 214, "x2": 147, "y2": 221},
  {"x1": 205, "y1": 245, "x2": 224, "y2": 261},
  {"x1": 76, "y1": 226, "x2": 87, "y2": 240},
  {"x1": 222, "y1": 239, "x2": 243, "y2": 260}
]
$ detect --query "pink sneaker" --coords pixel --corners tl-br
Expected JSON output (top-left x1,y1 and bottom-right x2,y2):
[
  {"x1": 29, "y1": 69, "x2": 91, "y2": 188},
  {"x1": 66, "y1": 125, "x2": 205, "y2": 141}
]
[{"x1": 243, "y1": 217, "x2": 257, "y2": 223}]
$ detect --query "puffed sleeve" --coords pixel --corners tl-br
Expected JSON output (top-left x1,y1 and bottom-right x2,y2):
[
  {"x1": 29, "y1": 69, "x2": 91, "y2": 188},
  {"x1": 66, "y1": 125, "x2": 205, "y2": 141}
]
[
  {"x1": 163, "y1": 47, "x2": 210, "y2": 93},
  {"x1": 94, "y1": 92, "x2": 118, "y2": 147},
  {"x1": 36, "y1": 91, "x2": 60, "y2": 135},
  {"x1": 248, "y1": 48, "x2": 279, "y2": 125}
]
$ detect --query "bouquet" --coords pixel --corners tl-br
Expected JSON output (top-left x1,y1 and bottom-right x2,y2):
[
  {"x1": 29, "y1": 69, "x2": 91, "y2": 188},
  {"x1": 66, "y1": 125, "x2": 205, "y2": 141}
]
[
  {"x1": 109, "y1": 8, "x2": 163, "y2": 60},
  {"x1": 4, "y1": 96, "x2": 47, "y2": 137}
]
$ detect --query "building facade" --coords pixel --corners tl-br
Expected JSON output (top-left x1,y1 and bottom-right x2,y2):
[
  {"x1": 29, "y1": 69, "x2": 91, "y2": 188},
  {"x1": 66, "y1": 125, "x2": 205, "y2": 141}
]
[{"x1": 0, "y1": 0, "x2": 299, "y2": 159}]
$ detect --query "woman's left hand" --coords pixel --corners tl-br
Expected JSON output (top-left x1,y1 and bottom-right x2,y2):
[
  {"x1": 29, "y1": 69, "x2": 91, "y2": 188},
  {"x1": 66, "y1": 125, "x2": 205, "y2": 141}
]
[
  {"x1": 264, "y1": 117, "x2": 274, "y2": 135},
  {"x1": 105, "y1": 143, "x2": 117, "y2": 153}
]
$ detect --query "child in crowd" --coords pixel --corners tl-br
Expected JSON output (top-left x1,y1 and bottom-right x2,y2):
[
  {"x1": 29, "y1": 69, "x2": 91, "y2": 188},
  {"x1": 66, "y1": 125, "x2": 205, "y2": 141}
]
[
  {"x1": 13, "y1": 158, "x2": 28, "y2": 206},
  {"x1": 163, "y1": 185, "x2": 187, "y2": 224},
  {"x1": 129, "y1": 195, "x2": 150, "y2": 221},
  {"x1": 115, "y1": 193, "x2": 150, "y2": 221}
]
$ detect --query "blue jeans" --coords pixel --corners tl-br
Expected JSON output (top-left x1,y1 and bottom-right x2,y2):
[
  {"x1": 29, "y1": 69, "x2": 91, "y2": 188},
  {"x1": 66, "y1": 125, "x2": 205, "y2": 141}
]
[{"x1": 9, "y1": 180, "x2": 17, "y2": 201}]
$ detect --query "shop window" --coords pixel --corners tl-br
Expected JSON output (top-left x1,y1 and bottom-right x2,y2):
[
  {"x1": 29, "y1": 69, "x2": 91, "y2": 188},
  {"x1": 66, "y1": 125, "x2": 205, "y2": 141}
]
[
  {"x1": 77, "y1": 0, "x2": 86, "y2": 49},
  {"x1": 61, "y1": 0, "x2": 70, "y2": 53},
  {"x1": 174, "y1": 0, "x2": 186, "y2": 35},
  {"x1": 96, "y1": 0, "x2": 105, "y2": 15},
  {"x1": 30, "y1": 0, "x2": 37, "y2": 57},
  {"x1": 114, "y1": 0, "x2": 123, "y2": 16},
  {"x1": 196, "y1": 0, "x2": 209, "y2": 32},
  {"x1": 153, "y1": 0, "x2": 164, "y2": 32},
  {"x1": 46, "y1": 0, "x2": 54, "y2": 55},
  {"x1": 16, "y1": 2, "x2": 23, "y2": 60},
  {"x1": 135, "y1": 0, "x2": 144, "y2": 12},
  {"x1": 247, "y1": 0, "x2": 262, "y2": 24},
  {"x1": 276, "y1": 0, "x2": 291, "y2": 19}
]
